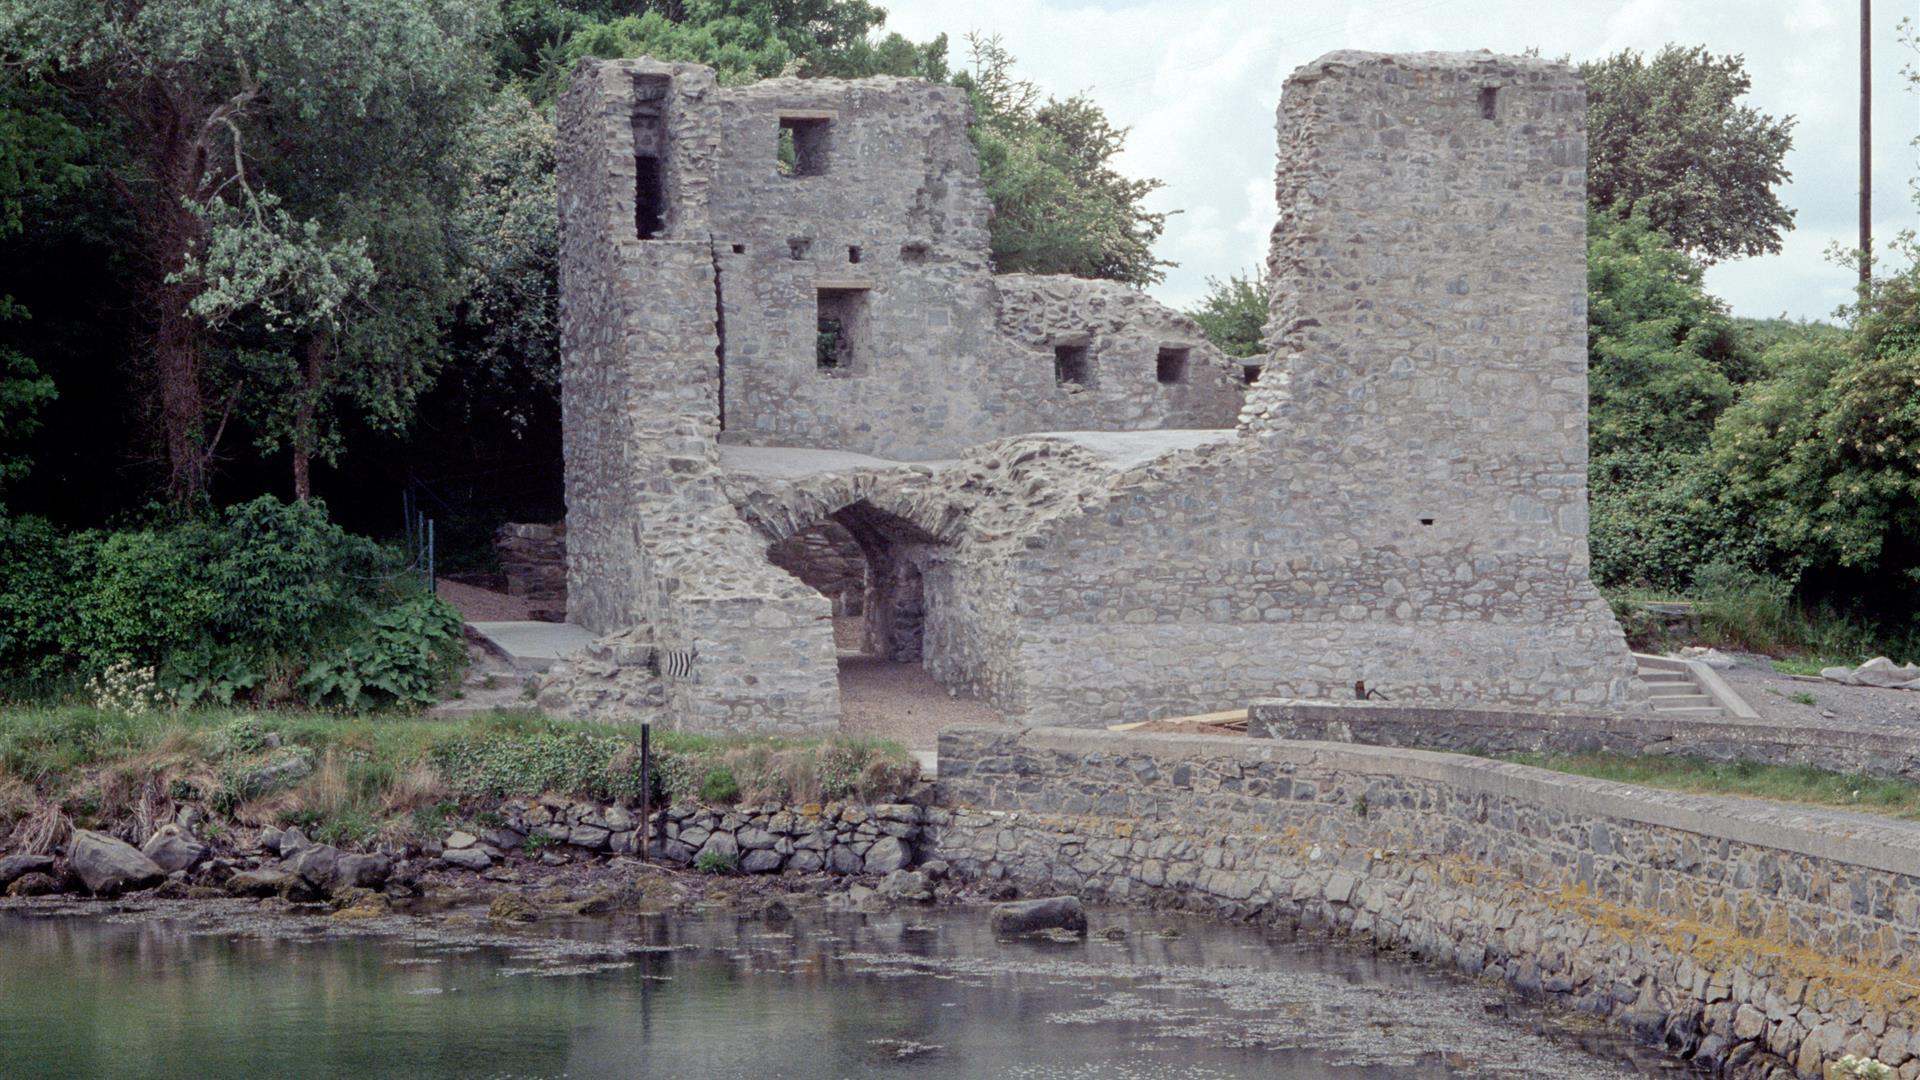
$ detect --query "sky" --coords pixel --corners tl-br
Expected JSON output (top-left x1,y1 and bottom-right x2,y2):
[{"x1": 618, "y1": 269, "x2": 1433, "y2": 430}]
[{"x1": 878, "y1": 0, "x2": 1920, "y2": 323}]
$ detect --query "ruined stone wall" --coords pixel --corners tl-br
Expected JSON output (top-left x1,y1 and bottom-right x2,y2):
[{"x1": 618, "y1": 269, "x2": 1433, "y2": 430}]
[
  {"x1": 934, "y1": 727, "x2": 1920, "y2": 1079},
  {"x1": 558, "y1": 60, "x2": 839, "y2": 731},
  {"x1": 991, "y1": 274, "x2": 1244, "y2": 431},
  {"x1": 496, "y1": 522, "x2": 567, "y2": 621},
  {"x1": 984, "y1": 52, "x2": 1640, "y2": 724},
  {"x1": 704, "y1": 80, "x2": 1242, "y2": 460}
]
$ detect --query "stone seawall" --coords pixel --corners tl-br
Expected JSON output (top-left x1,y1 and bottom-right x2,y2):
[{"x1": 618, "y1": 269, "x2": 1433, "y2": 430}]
[
  {"x1": 1246, "y1": 698, "x2": 1920, "y2": 782},
  {"x1": 931, "y1": 727, "x2": 1920, "y2": 1078}
]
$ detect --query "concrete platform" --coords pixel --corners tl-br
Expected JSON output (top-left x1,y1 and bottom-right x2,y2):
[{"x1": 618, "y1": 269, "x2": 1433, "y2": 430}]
[{"x1": 467, "y1": 621, "x2": 597, "y2": 673}]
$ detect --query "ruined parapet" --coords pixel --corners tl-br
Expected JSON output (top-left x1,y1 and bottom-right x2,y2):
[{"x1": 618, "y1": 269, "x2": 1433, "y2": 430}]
[
  {"x1": 992, "y1": 51, "x2": 1643, "y2": 722},
  {"x1": 992, "y1": 274, "x2": 1244, "y2": 430},
  {"x1": 495, "y1": 523, "x2": 568, "y2": 622}
]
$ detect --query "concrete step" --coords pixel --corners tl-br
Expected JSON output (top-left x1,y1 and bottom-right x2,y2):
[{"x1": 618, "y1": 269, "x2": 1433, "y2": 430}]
[
  {"x1": 467, "y1": 621, "x2": 598, "y2": 673},
  {"x1": 1636, "y1": 669, "x2": 1691, "y2": 681},
  {"x1": 1651, "y1": 704, "x2": 1727, "y2": 716}
]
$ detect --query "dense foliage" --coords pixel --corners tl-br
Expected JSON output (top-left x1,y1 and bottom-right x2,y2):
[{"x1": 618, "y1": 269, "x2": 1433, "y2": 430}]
[
  {"x1": 958, "y1": 34, "x2": 1169, "y2": 287},
  {"x1": 0, "y1": 498, "x2": 464, "y2": 709}
]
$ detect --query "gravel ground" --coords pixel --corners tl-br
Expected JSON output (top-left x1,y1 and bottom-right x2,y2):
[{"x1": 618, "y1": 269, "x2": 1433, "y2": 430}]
[
  {"x1": 1716, "y1": 650, "x2": 1920, "y2": 735},
  {"x1": 835, "y1": 654, "x2": 1010, "y2": 750},
  {"x1": 437, "y1": 578, "x2": 533, "y2": 622}
]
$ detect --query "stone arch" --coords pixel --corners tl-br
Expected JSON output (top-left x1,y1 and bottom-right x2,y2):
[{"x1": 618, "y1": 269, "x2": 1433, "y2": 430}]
[{"x1": 728, "y1": 469, "x2": 963, "y2": 548}]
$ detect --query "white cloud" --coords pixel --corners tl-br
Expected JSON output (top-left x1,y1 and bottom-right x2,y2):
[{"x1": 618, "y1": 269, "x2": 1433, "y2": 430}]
[{"x1": 880, "y1": 0, "x2": 1919, "y2": 321}]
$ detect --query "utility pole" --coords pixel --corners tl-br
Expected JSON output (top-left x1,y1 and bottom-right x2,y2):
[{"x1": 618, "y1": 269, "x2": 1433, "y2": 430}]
[{"x1": 1860, "y1": 0, "x2": 1872, "y2": 288}]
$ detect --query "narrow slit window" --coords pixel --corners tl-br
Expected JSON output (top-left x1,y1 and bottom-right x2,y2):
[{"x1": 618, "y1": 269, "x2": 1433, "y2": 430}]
[
  {"x1": 1156, "y1": 346, "x2": 1190, "y2": 385},
  {"x1": 1054, "y1": 343, "x2": 1091, "y2": 388},
  {"x1": 777, "y1": 117, "x2": 831, "y2": 177},
  {"x1": 848, "y1": 245, "x2": 863, "y2": 264},
  {"x1": 1479, "y1": 86, "x2": 1498, "y2": 120},
  {"x1": 631, "y1": 74, "x2": 670, "y2": 240}
]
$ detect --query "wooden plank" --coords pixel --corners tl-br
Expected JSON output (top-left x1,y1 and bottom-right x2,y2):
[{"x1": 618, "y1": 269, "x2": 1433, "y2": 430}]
[{"x1": 1108, "y1": 708, "x2": 1248, "y2": 732}]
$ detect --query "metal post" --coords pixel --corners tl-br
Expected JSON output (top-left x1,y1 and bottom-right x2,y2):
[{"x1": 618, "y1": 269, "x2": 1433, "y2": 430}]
[
  {"x1": 426, "y1": 517, "x2": 435, "y2": 593},
  {"x1": 638, "y1": 723, "x2": 652, "y2": 863}
]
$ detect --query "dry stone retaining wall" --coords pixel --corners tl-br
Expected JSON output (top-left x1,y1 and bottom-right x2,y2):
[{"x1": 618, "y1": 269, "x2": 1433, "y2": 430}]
[
  {"x1": 1247, "y1": 698, "x2": 1920, "y2": 781},
  {"x1": 932, "y1": 726, "x2": 1920, "y2": 1078}
]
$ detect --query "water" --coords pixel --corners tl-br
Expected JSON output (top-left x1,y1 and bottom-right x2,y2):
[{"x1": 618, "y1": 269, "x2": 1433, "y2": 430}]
[{"x1": 0, "y1": 901, "x2": 1693, "y2": 1079}]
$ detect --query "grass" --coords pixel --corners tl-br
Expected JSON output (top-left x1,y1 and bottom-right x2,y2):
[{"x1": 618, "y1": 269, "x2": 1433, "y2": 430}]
[
  {"x1": 0, "y1": 706, "x2": 917, "y2": 851},
  {"x1": 1499, "y1": 752, "x2": 1920, "y2": 822}
]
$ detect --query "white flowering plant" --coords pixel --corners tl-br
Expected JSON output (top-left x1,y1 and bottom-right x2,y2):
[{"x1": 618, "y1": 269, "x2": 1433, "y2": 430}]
[
  {"x1": 1832, "y1": 1055, "x2": 1895, "y2": 1080},
  {"x1": 86, "y1": 659, "x2": 163, "y2": 716}
]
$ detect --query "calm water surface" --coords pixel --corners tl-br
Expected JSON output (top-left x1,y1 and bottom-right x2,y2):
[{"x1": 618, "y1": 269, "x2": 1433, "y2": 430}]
[{"x1": 0, "y1": 901, "x2": 1694, "y2": 1079}]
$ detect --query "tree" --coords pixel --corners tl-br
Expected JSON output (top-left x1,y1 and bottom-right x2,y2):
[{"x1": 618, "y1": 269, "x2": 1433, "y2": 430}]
[
  {"x1": 1185, "y1": 267, "x2": 1270, "y2": 358},
  {"x1": 0, "y1": 84, "x2": 85, "y2": 492},
  {"x1": 958, "y1": 34, "x2": 1169, "y2": 287},
  {"x1": 1585, "y1": 210, "x2": 1747, "y2": 458},
  {"x1": 2, "y1": 0, "x2": 496, "y2": 501},
  {"x1": 1583, "y1": 45, "x2": 1796, "y2": 263}
]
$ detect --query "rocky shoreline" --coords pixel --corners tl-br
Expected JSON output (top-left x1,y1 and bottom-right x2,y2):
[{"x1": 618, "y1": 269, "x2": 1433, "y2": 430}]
[{"x1": 0, "y1": 790, "x2": 994, "y2": 926}]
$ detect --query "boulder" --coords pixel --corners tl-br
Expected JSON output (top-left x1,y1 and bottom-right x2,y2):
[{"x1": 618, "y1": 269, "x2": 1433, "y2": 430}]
[
  {"x1": 7, "y1": 871, "x2": 61, "y2": 897},
  {"x1": 737, "y1": 827, "x2": 777, "y2": 850},
  {"x1": 863, "y1": 835, "x2": 912, "y2": 874},
  {"x1": 278, "y1": 827, "x2": 312, "y2": 857},
  {"x1": 877, "y1": 869, "x2": 932, "y2": 902},
  {"x1": 142, "y1": 825, "x2": 207, "y2": 874},
  {"x1": 1852, "y1": 657, "x2": 1920, "y2": 688},
  {"x1": 227, "y1": 869, "x2": 294, "y2": 898},
  {"x1": 440, "y1": 847, "x2": 492, "y2": 871},
  {"x1": 1821, "y1": 666, "x2": 1859, "y2": 685},
  {"x1": 568, "y1": 825, "x2": 610, "y2": 850},
  {"x1": 0, "y1": 854, "x2": 54, "y2": 889},
  {"x1": 603, "y1": 806, "x2": 634, "y2": 832},
  {"x1": 739, "y1": 849, "x2": 783, "y2": 874},
  {"x1": 444, "y1": 830, "x2": 477, "y2": 850},
  {"x1": 488, "y1": 891, "x2": 540, "y2": 923},
  {"x1": 785, "y1": 850, "x2": 824, "y2": 872},
  {"x1": 826, "y1": 845, "x2": 863, "y2": 874},
  {"x1": 288, "y1": 844, "x2": 341, "y2": 887},
  {"x1": 68, "y1": 830, "x2": 166, "y2": 896},
  {"x1": 989, "y1": 895, "x2": 1088, "y2": 936},
  {"x1": 334, "y1": 852, "x2": 393, "y2": 890},
  {"x1": 695, "y1": 831, "x2": 738, "y2": 865}
]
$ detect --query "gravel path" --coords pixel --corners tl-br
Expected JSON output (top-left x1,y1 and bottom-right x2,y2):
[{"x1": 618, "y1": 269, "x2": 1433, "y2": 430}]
[
  {"x1": 835, "y1": 654, "x2": 1010, "y2": 750},
  {"x1": 437, "y1": 578, "x2": 533, "y2": 622},
  {"x1": 1717, "y1": 650, "x2": 1920, "y2": 735}
]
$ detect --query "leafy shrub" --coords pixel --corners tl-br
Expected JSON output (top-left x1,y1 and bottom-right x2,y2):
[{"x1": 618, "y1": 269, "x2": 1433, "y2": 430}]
[
  {"x1": 297, "y1": 595, "x2": 465, "y2": 711},
  {"x1": 696, "y1": 764, "x2": 740, "y2": 803},
  {"x1": 693, "y1": 848, "x2": 737, "y2": 874},
  {"x1": 0, "y1": 513, "x2": 89, "y2": 684},
  {"x1": 0, "y1": 496, "x2": 462, "y2": 710}
]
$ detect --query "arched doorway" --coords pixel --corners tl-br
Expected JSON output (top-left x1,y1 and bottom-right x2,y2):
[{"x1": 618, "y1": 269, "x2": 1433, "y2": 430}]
[{"x1": 762, "y1": 498, "x2": 1000, "y2": 742}]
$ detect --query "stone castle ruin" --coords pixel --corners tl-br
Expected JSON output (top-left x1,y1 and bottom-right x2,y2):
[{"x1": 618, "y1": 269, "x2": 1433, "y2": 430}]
[{"x1": 548, "y1": 49, "x2": 1646, "y2": 732}]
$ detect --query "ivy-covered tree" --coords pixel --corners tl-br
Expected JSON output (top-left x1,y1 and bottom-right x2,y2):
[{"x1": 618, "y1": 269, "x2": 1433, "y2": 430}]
[
  {"x1": 2, "y1": 0, "x2": 496, "y2": 501},
  {"x1": 958, "y1": 34, "x2": 1169, "y2": 287},
  {"x1": 1582, "y1": 45, "x2": 1796, "y2": 263}
]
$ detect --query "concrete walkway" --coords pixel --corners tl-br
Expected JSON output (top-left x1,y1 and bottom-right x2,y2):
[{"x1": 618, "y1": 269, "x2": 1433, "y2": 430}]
[{"x1": 468, "y1": 621, "x2": 598, "y2": 673}]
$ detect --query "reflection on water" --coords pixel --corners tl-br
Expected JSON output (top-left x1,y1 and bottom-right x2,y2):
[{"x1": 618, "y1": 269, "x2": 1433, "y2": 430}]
[{"x1": 0, "y1": 903, "x2": 1694, "y2": 1079}]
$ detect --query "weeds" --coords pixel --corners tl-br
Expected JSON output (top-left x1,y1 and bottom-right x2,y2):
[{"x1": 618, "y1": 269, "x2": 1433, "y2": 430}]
[
  {"x1": 1501, "y1": 752, "x2": 1920, "y2": 821},
  {"x1": 0, "y1": 707, "x2": 916, "y2": 844}
]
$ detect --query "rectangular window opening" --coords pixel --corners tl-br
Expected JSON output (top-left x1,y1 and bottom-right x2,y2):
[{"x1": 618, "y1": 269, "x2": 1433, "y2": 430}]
[
  {"x1": 631, "y1": 74, "x2": 670, "y2": 240},
  {"x1": 788, "y1": 237, "x2": 811, "y2": 261},
  {"x1": 1054, "y1": 343, "x2": 1092, "y2": 388},
  {"x1": 1479, "y1": 86, "x2": 1498, "y2": 120},
  {"x1": 816, "y1": 287, "x2": 868, "y2": 373},
  {"x1": 731, "y1": 243, "x2": 746, "y2": 255},
  {"x1": 1242, "y1": 364, "x2": 1263, "y2": 385},
  {"x1": 777, "y1": 117, "x2": 831, "y2": 177},
  {"x1": 1156, "y1": 346, "x2": 1190, "y2": 385},
  {"x1": 848, "y1": 245, "x2": 863, "y2": 264}
]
